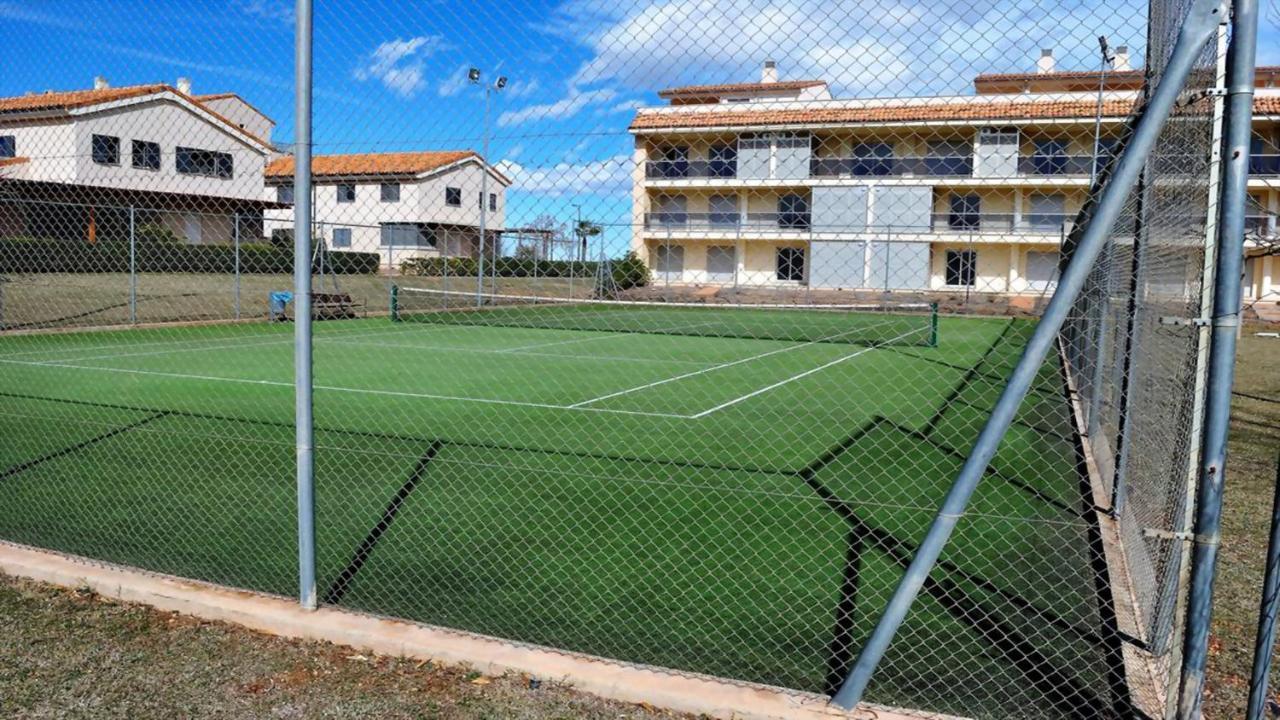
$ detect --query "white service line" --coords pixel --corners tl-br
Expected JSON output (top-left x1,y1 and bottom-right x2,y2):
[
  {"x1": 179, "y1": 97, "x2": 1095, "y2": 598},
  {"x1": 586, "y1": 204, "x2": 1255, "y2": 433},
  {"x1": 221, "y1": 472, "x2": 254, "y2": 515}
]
[
  {"x1": 687, "y1": 328, "x2": 924, "y2": 418},
  {"x1": 0, "y1": 357, "x2": 693, "y2": 420},
  {"x1": 568, "y1": 324, "x2": 900, "y2": 408}
]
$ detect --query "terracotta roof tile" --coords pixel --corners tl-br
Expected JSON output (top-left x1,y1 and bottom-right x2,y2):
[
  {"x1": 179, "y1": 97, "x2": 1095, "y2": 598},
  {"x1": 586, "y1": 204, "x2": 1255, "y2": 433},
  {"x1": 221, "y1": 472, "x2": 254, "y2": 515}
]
[
  {"x1": 657, "y1": 80, "x2": 827, "y2": 98},
  {"x1": 631, "y1": 97, "x2": 1143, "y2": 130},
  {"x1": 265, "y1": 151, "x2": 509, "y2": 183},
  {"x1": 0, "y1": 84, "x2": 272, "y2": 148}
]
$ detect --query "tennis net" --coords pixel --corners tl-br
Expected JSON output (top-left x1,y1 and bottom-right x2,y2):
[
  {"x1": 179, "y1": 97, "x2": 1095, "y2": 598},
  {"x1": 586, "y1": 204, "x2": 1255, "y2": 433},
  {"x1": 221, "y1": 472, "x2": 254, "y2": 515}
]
[{"x1": 389, "y1": 287, "x2": 938, "y2": 348}]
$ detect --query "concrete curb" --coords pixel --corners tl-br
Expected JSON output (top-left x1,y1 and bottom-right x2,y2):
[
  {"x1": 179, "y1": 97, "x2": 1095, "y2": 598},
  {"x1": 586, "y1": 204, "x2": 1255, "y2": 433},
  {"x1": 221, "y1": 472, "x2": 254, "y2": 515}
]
[{"x1": 0, "y1": 541, "x2": 956, "y2": 720}]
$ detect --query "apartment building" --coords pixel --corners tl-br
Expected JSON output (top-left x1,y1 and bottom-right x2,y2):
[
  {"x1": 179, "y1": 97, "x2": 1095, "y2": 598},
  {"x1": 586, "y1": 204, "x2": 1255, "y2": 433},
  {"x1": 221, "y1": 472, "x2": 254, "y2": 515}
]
[
  {"x1": 263, "y1": 151, "x2": 509, "y2": 266},
  {"x1": 0, "y1": 78, "x2": 277, "y2": 244},
  {"x1": 629, "y1": 55, "x2": 1280, "y2": 305}
]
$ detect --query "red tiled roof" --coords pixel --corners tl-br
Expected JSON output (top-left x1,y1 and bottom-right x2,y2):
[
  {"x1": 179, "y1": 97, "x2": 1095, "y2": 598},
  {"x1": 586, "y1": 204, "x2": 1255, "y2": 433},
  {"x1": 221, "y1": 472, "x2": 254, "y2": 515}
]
[
  {"x1": 0, "y1": 84, "x2": 272, "y2": 148},
  {"x1": 631, "y1": 96, "x2": 1280, "y2": 131},
  {"x1": 975, "y1": 66, "x2": 1280, "y2": 94},
  {"x1": 658, "y1": 80, "x2": 827, "y2": 98},
  {"x1": 265, "y1": 151, "x2": 510, "y2": 183}
]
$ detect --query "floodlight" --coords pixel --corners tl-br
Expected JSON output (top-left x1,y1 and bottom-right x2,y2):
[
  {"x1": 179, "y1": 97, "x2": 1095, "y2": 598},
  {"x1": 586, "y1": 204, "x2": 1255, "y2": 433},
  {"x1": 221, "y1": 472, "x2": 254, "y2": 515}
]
[
  {"x1": 495, "y1": 76, "x2": 508, "y2": 90},
  {"x1": 468, "y1": 67, "x2": 481, "y2": 83}
]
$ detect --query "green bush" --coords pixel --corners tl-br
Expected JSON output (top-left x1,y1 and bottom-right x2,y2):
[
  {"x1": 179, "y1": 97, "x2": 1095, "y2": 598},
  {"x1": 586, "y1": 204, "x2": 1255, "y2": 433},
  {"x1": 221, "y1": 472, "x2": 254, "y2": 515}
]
[
  {"x1": 0, "y1": 237, "x2": 378, "y2": 275},
  {"x1": 610, "y1": 251, "x2": 650, "y2": 291},
  {"x1": 399, "y1": 256, "x2": 601, "y2": 279}
]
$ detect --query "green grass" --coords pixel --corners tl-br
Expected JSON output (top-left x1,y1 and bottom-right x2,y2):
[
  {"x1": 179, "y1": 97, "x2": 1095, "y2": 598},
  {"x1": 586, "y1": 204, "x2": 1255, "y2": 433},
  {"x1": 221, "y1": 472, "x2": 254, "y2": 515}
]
[{"x1": 0, "y1": 307, "x2": 1116, "y2": 718}]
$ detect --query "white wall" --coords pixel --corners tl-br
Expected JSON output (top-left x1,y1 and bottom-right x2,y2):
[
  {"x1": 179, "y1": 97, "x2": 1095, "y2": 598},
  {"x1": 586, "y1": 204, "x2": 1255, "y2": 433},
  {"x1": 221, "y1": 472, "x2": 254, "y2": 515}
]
[
  {"x1": 71, "y1": 98, "x2": 267, "y2": 202},
  {"x1": 198, "y1": 96, "x2": 273, "y2": 144},
  {"x1": 414, "y1": 161, "x2": 506, "y2": 229},
  {"x1": 0, "y1": 119, "x2": 77, "y2": 181}
]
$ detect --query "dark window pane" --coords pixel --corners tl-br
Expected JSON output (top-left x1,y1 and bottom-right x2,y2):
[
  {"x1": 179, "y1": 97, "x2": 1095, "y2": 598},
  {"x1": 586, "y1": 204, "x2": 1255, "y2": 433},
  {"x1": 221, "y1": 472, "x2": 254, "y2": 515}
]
[
  {"x1": 445, "y1": 187, "x2": 461, "y2": 206},
  {"x1": 0, "y1": 135, "x2": 14, "y2": 158},
  {"x1": 945, "y1": 250, "x2": 977, "y2": 286},
  {"x1": 92, "y1": 135, "x2": 120, "y2": 165},
  {"x1": 131, "y1": 140, "x2": 161, "y2": 170}
]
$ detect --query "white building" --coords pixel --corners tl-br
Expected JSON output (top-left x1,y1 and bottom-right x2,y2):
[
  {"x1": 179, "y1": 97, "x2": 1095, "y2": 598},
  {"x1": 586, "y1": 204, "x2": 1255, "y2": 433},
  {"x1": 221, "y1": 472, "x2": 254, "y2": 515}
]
[
  {"x1": 0, "y1": 79, "x2": 277, "y2": 244},
  {"x1": 629, "y1": 56, "x2": 1280, "y2": 308},
  {"x1": 263, "y1": 151, "x2": 510, "y2": 267}
]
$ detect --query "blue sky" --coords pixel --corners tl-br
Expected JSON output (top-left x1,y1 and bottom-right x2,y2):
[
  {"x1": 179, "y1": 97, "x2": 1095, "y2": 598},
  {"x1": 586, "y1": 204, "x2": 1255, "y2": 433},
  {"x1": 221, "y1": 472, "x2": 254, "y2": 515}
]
[{"x1": 2, "y1": 0, "x2": 1277, "y2": 256}]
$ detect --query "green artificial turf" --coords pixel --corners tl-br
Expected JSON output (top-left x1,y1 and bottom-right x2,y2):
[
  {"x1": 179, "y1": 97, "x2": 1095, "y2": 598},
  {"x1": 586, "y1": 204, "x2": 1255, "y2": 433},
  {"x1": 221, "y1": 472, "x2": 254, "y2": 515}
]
[{"x1": 0, "y1": 310, "x2": 1118, "y2": 718}]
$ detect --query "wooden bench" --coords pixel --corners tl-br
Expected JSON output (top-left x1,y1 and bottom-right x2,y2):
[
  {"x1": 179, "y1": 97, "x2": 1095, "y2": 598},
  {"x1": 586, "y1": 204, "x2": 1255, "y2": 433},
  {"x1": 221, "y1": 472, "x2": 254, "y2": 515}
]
[{"x1": 311, "y1": 292, "x2": 364, "y2": 320}]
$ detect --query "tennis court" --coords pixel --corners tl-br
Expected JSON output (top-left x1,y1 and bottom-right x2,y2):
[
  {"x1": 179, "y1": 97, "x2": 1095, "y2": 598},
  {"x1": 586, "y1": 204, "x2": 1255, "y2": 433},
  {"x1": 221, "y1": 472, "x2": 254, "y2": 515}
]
[{"x1": 0, "y1": 292, "x2": 1114, "y2": 717}]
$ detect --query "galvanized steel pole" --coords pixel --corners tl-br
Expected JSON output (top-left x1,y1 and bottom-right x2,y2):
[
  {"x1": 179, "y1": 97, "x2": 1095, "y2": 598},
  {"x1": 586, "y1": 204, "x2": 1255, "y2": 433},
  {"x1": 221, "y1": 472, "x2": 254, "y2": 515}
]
[
  {"x1": 293, "y1": 0, "x2": 317, "y2": 611},
  {"x1": 831, "y1": 0, "x2": 1226, "y2": 708},
  {"x1": 1178, "y1": 0, "x2": 1258, "y2": 715}
]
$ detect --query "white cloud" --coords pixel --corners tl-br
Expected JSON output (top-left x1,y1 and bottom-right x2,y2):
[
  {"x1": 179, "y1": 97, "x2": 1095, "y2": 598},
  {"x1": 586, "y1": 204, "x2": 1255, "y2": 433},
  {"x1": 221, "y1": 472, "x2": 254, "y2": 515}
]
[
  {"x1": 605, "y1": 99, "x2": 645, "y2": 115},
  {"x1": 497, "y1": 154, "x2": 631, "y2": 197},
  {"x1": 437, "y1": 64, "x2": 473, "y2": 97},
  {"x1": 498, "y1": 88, "x2": 618, "y2": 127},
  {"x1": 233, "y1": 0, "x2": 294, "y2": 25},
  {"x1": 548, "y1": 0, "x2": 1149, "y2": 97},
  {"x1": 355, "y1": 36, "x2": 445, "y2": 98},
  {"x1": 504, "y1": 78, "x2": 542, "y2": 99}
]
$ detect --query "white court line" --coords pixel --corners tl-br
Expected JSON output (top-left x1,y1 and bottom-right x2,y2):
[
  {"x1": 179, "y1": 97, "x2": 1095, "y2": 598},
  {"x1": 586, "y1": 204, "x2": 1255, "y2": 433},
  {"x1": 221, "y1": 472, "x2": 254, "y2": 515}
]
[
  {"x1": 568, "y1": 321, "x2": 907, "y2": 408},
  {"x1": 687, "y1": 328, "x2": 925, "y2": 418},
  {"x1": 0, "y1": 357, "x2": 692, "y2": 420}
]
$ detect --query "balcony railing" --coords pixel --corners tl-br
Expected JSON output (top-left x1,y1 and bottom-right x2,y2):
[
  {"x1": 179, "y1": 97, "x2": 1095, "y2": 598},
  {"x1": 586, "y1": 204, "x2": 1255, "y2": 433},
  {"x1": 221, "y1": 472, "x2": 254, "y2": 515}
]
[
  {"x1": 643, "y1": 212, "x2": 1077, "y2": 236},
  {"x1": 1246, "y1": 214, "x2": 1278, "y2": 237},
  {"x1": 645, "y1": 159, "x2": 738, "y2": 179},
  {"x1": 1017, "y1": 155, "x2": 1098, "y2": 176},
  {"x1": 810, "y1": 155, "x2": 974, "y2": 177},
  {"x1": 1250, "y1": 154, "x2": 1280, "y2": 176}
]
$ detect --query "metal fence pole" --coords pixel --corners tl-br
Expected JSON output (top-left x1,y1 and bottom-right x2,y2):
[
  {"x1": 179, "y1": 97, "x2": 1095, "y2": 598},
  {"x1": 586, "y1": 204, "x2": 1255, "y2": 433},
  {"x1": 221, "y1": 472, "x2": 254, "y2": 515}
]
[
  {"x1": 293, "y1": 0, "x2": 317, "y2": 612},
  {"x1": 1177, "y1": 0, "x2": 1258, "y2": 714},
  {"x1": 128, "y1": 206, "x2": 137, "y2": 324},
  {"x1": 1247, "y1": 453, "x2": 1280, "y2": 720},
  {"x1": 233, "y1": 211, "x2": 241, "y2": 321},
  {"x1": 830, "y1": 2, "x2": 1224, "y2": 706}
]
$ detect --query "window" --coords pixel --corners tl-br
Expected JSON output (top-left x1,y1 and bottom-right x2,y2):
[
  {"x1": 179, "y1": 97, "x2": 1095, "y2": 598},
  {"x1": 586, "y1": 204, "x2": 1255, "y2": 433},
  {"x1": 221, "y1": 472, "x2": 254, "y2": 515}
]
[
  {"x1": 276, "y1": 184, "x2": 294, "y2": 204},
  {"x1": 488, "y1": 193, "x2": 497, "y2": 212},
  {"x1": 380, "y1": 182, "x2": 400, "y2": 202},
  {"x1": 0, "y1": 135, "x2": 14, "y2": 159},
  {"x1": 925, "y1": 140, "x2": 972, "y2": 176},
  {"x1": 331, "y1": 228, "x2": 352, "y2": 248},
  {"x1": 852, "y1": 142, "x2": 894, "y2": 176},
  {"x1": 708, "y1": 195, "x2": 739, "y2": 228},
  {"x1": 176, "y1": 146, "x2": 233, "y2": 178},
  {"x1": 776, "y1": 247, "x2": 805, "y2": 281},
  {"x1": 445, "y1": 186, "x2": 461, "y2": 206},
  {"x1": 945, "y1": 250, "x2": 977, "y2": 287},
  {"x1": 652, "y1": 194, "x2": 687, "y2": 227},
  {"x1": 336, "y1": 183, "x2": 356, "y2": 203},
  {"x1": 708, "y1": 143, "x2": 737, "y2": 178},
  {"x1": 948, "y1": 193, "x2": 981, "y2": 230},
  {"x1": 380, "y1": 223, "x2": 432, "y2": 247},
  {"x1": 1031, "y1": 138, "x2": 1069, "y2": 175},
  {"x1": 92, "y1": 134, "x2": 120, "y2": 165},
  {"x1": 1028, "y1": 193, "x2": 1066, "y2": 231},
  {"x1": 777, "y1": 193, "x2": 810, "y2": 229},
  {"x1": 656, "y1": 145, "x2": 689, "y2": 178},
  {"x1": 131, "y1": 140, "x2": 161, "y2": 170}
]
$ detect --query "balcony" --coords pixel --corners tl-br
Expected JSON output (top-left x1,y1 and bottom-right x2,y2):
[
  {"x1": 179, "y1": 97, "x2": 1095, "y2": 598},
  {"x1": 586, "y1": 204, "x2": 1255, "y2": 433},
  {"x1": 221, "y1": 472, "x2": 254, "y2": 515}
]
[
  {"x1": 810, "y1": 155, "x2": 974, "y2": 178},
  {"x1": 1246, "y1": 214, "x2": 1278, "y2": 237},
  {"x1": 645, "y1": 159, "x2": 738, "y2": 179},
  {"x1": 642, "y1": 212, "x2": 1076, "y2": 236},
  {"x1": 1250, "y1": 154, "x2": 1280, "y2": 177},
  {"x1": 1017, "y1": 155, "x2": 1098, "y2": 176}
]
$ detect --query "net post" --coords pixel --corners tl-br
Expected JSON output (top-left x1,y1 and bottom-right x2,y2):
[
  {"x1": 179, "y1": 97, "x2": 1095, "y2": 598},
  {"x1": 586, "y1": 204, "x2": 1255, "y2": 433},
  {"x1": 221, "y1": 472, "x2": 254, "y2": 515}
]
[
  {"x1": 829, "y1": 0, "x2": 1225, "y2": 707},
  {"x1": 389, "y1": 283, "x2": 400, "y2": 322},
  {"x1": 128, "y1": 205, "x2": 137, "y2": 325}
]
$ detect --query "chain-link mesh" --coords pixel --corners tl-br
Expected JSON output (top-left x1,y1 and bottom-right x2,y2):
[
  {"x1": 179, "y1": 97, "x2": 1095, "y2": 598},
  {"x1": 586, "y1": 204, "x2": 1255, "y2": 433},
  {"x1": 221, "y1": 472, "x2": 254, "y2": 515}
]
[{"x1": 0, "y1": 1, "x2": 1267, "y2": 718}]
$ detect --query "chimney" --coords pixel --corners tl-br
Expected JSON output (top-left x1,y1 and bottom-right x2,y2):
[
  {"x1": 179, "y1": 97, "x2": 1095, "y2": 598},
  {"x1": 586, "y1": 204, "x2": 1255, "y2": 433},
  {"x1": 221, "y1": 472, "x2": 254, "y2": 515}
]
[
  {"x1": 761, "y1": 60, "x2": 778, "y2": 84},
  {"x1": 93, "y1": 76, "x2": 109, "y2": 90},
  {"x1": 176, "y1": 77, "x2": 192, "y2": 95},
  {"x1": 1036, "y1": 48, "x2": 1055, "y2": 75},
  {"x1": 1112, "y1": 46, "x2": 1131, "y2": 71}
]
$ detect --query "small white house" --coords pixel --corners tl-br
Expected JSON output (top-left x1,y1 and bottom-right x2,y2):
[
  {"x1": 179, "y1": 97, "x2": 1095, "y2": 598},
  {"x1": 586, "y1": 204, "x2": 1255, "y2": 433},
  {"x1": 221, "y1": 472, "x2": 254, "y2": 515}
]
[
  {"x1": 263, "y1": 151, "x2": 510, "y2": 267},
  {"x1": 0, "y1": 80, "x2": 277, "y2": 245}
]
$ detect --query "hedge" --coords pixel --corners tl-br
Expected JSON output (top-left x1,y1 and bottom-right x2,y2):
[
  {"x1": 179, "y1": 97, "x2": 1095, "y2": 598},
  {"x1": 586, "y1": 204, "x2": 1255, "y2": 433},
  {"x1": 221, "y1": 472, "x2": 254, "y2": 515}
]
[
  {"x1": 0, "y1": 237, "x2": 379, "y2": 275},
  {"x1": 400, "y1": 256, "x2": 602, "y2": 278}
]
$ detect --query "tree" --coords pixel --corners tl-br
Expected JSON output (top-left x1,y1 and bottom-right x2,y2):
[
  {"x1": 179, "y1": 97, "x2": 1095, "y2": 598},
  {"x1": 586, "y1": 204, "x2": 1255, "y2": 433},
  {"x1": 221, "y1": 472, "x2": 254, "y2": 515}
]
[
  {"x1": 527, "y1": 214, "x2": 566, "y2": 260},
  {"x1": 574, "y1": 220, "x2": 602, "y2": 262}
]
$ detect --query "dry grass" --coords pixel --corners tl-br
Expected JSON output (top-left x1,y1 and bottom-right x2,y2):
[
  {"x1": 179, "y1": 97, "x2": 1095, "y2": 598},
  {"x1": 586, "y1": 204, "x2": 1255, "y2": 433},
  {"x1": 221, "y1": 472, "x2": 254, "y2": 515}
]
[{"x1": 0, "y1": 573, "x2": 697, "y2": 720}]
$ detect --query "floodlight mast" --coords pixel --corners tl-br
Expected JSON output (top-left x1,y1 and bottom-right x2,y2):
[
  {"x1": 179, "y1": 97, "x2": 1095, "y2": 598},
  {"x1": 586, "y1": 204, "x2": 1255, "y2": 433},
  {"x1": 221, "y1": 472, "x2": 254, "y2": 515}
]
[{"x1": 469, "y1": 68, "x2": 506, "y2": 306}]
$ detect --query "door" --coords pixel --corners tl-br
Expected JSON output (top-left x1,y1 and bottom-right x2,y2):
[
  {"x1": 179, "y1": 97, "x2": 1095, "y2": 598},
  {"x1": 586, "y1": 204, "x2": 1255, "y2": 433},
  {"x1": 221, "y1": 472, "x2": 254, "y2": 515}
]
[
  {"x1": 654, "y1": 244, "x2": 684, "y2": 282},
  {"x1": 705, "y1": 245, "x2": 736, "y2": 284},
  {"x1": 1025, "y1": 250, "x2": 1060, "y2": 292},
  {"x1": 976, "y1": 127, "x2": 1018, "y2": 178},
  {"x1": 809, "y1": 241, "x2": 866, "y2": 288}
]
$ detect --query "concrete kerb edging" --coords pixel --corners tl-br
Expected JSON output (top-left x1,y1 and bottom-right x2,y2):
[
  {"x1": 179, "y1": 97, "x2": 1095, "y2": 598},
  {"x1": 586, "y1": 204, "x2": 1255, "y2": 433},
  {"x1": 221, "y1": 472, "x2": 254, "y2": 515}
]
[{"x1": 0, "y1": 541, "x2": 962, "y2": 720}]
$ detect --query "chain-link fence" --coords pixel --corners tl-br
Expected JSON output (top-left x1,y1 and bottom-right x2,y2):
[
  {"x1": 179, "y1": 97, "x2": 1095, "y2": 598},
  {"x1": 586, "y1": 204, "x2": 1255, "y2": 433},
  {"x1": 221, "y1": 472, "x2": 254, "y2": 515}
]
[{"x1": 0, "y1": 1, "x2": 1267, "y2": 718}]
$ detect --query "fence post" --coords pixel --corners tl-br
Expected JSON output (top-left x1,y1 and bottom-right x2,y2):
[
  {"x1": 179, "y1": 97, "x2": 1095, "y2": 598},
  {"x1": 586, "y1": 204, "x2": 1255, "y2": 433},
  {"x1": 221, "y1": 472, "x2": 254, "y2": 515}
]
[
  {"x1": 128, "y1": 206, "x2": 137, "y2": 325},
  {"x1": 1177, "y1": 0, "x2": 1258, "y2": 714},
  {"x1": 293, "y1": 0, "x2": 317, "y2": 612},
  {"x1": 829, "y1": 1, "x2": 1225, "y2": 706},
  {"x1": 233, "y1": 211, "x2": 241, "y2": 321}
]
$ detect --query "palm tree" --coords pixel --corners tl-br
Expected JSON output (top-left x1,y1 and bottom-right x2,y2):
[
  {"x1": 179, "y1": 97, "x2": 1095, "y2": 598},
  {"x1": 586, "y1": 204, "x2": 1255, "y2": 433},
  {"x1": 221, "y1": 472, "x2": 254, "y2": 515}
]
[{"x1": 574, "y1": 220, "x2": 602, "y2": 262}]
